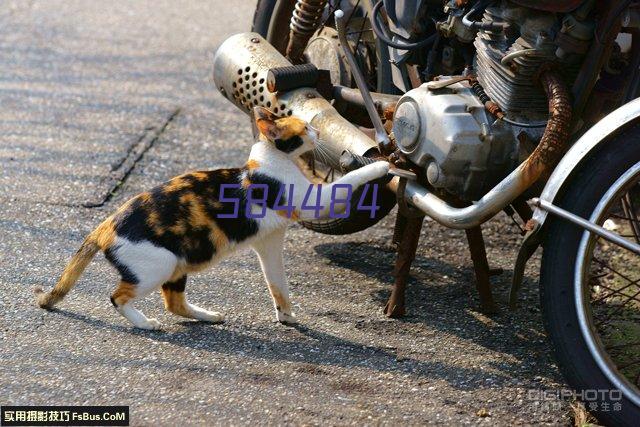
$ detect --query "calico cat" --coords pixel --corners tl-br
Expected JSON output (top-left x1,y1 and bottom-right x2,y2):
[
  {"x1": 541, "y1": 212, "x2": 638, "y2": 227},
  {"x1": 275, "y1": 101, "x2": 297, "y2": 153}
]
[{"x1": 34, "y1": 106, "x2": 390, "y2": 329}]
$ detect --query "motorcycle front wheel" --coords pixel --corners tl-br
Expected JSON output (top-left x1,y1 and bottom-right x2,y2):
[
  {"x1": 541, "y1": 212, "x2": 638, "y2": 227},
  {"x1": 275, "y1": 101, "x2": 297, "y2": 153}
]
[{"x1": 540, "y1": 124, "x2": 640, "y2": 426}]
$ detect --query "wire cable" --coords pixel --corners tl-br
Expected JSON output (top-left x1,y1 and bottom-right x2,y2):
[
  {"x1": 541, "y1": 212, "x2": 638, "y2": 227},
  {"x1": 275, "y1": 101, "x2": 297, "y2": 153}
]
[
  {"x1": 500, "y1": 117, "x2": 548, "y2": 128},
  {"x1": 370, "y1": 0, "x2": 436, "y2": 50}
]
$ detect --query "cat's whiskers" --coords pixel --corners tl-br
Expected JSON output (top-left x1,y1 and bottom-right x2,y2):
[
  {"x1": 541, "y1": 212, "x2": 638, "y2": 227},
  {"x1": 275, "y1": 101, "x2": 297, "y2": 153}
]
[{"x1": 312, "y1": 138, "x2": 334, "y2": 169}]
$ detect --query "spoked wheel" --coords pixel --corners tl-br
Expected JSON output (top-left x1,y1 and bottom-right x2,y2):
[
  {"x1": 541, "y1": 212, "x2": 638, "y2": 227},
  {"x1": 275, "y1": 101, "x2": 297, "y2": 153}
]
[
  {"x1": 540, "y1": 125, "x2": 640, "y2": 426},
  {"x1": 252, "y1": 0, "x2": 397, "y2": 235}
]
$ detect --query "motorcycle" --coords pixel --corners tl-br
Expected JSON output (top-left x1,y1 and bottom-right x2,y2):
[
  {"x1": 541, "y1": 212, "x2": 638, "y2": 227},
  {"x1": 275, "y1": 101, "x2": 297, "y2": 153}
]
[{"x1": 213, "y1": 0, "x2": 640, "y2": 424}]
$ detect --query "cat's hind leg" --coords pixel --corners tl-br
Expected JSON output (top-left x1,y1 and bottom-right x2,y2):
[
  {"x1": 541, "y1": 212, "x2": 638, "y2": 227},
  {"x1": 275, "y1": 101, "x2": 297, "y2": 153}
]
[
  {"x1": 107, "y1": 239, "x2": 177, "y2": 330},
  {"x1": 160, "y1": 276, "x2": 224, "y2": 323},
  {"x1": 251, "y1": 228, "x2": 295, "y2": 324},
  {"x1": 111, "y1": 281, "x2": 162, "y2": 330}
]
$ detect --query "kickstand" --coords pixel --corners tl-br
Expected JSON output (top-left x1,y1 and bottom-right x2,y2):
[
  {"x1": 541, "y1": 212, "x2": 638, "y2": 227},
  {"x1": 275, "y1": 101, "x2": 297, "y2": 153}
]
[
  {"x1": 465, "y1": 226, "x2": 498, "y2": 313},
  {"x1": 384, "y1": 212, "x2": 424, "y2": 318}
]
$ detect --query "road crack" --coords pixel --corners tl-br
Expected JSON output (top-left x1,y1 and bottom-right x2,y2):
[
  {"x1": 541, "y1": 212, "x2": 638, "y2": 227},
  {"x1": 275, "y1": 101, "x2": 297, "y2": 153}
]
[{"x1": 83, "y1": 107, "x2": 181, "y2": 208}]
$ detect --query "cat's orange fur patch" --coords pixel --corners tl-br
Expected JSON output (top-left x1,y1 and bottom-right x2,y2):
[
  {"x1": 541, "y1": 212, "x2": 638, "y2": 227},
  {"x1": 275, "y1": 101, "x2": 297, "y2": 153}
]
[
  {"x1": 146, "y1": 210, "x2": 164, "y2": 235},
  {"x1": 277, "y1": 209, "x2": 299, "y2": 221},
  {"x1": 267, "y1": 283, "x2": 291, "y2": 313},
  {"x1": 165, "y1": 177, "x2": 191, "y2": 193},
  {"x1": 210, "y1": 223, "x2": 229, "y2": 250},
  {"x1": 191, "y1": 172, "x2": 209, "y2": 181},
  {"x1": 169, "y1": 220, "x2": 187, "y2": 235},
  {"x1": 111, "y1": 282, "x2": 136, "y2": 306},
  {"x1": 276, "y1": 117, "x2": 306, "y2": 140},
  {"x1": 179, "y1": 193, "x2": 210, "y2": 228},
  {"x1": 93, "y1": 218, "x2": 116, "y2": 250},
  {"x1": 161, "y1": 287, "x2": 190, "y2": 316},
  {"x1": 246, "y1": 159, "x2": 260, "y2": 170}
]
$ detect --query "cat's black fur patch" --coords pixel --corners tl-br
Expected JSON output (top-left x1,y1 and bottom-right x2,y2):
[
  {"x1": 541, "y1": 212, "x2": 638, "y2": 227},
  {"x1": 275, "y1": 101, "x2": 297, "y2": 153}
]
[
  {"x1": 210, "y1": 173, "x2": 260, "y2": 242},
  {"x1": 246, "y1": 172, "x2": 286, "y2": 209},
  {"x1": 183, "y1": 226, "x2": 216, "y2": 264},
  {"x1": 104, "y1": 246, "x2": 139, "y2": 284},
  {"x1": 163, "y1": 276, "x2": 187, "y2": 293},
  {"x1": 275, "y1": 135, "x2": 303, "y2": 153}
]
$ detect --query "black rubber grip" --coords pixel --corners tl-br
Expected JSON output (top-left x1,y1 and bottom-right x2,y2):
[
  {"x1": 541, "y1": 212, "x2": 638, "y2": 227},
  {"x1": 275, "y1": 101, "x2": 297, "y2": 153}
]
[{"x1": 267, "y1": 64, "x2": 319, "y2": 93}]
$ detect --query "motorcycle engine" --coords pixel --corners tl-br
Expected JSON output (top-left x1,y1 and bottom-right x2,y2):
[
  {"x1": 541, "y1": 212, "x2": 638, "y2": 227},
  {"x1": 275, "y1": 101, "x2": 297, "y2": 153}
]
[
  {"x1": 391, "y1": 0, "x2": 590, "y2": 201},
  {"x1": 392, "y1": 79, "x2": 516, "y2": 201}
]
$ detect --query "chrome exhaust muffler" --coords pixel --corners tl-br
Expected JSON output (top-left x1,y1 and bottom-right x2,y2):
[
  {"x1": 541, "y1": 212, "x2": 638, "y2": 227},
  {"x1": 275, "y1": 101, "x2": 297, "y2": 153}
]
[{"x1": 213, "y1": 33, "x2": 378, "y2": 169}]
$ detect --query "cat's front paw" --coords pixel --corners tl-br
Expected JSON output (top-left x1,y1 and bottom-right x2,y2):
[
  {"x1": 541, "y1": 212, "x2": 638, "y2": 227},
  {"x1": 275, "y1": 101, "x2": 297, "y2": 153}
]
[
  {"x1": 276, "y1": 311, "x2": 297, "y2": 325},
  {"x1": 363, "y1": 161, "x2": 390, "y2": 179},
  {"x1": 137, "y1": 318, "x2": 162, "y2": 330},
  {"x1": 199, "y1": 311, "x2": 225, "y2": 323}
]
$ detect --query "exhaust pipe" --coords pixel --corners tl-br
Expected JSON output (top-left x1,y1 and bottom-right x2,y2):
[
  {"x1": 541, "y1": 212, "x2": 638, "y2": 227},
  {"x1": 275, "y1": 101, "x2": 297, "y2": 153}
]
[
  {"x1": 212, "y1": 33, "x2": 572, "y2": 230},
  {"x1": 213, "y1": 33, "x2": 378, "y2": 169}
]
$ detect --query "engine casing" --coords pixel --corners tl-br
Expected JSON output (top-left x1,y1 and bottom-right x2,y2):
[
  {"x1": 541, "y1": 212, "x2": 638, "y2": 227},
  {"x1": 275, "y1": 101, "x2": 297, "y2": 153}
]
[{"x1": 392, "y1": 79, "x2": 518, "y2": 201}]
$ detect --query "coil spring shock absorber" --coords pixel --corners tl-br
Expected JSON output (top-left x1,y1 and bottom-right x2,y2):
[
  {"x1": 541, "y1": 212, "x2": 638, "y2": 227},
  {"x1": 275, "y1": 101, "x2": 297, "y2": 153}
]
[{"x1": 286, "y1": 0, "x2": 328, "y2": 64}]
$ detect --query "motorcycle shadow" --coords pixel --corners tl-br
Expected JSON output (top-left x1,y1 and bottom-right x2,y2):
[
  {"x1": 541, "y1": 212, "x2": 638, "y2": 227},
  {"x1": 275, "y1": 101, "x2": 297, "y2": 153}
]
[{"x1": 313, "y1": 241, "x2": 558, "y2": 380}]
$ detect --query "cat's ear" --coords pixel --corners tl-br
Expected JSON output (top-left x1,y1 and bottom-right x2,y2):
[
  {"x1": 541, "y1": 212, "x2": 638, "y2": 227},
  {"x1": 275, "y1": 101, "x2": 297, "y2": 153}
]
[
  {"x1": 253, "y1": 106, "x2": 281, "y2": 140},
  {"x1": 254, "y1": 106, "x2": 277, "y2": 121}
]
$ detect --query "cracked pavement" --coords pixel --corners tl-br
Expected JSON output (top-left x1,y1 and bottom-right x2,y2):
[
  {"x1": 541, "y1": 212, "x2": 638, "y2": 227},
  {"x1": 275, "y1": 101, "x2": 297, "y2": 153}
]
[{"x1": 0, "y1": 1, "x2": 571, "y2": 425}]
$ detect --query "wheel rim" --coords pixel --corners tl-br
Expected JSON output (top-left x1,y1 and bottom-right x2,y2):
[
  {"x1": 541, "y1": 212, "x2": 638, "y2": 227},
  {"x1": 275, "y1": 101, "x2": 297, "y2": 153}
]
[{"x1": 576, "y1": 160, "x2": 640, "y2": 407}]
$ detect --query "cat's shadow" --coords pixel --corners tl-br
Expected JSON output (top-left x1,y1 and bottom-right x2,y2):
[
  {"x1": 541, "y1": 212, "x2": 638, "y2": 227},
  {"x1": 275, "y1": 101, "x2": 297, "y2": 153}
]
[
  {"x1": 51, "y1": 307, "x2": 521, "y2": 390},
  {"x1": 48, "y1": 238, "x2": 552, "y2": 390}
]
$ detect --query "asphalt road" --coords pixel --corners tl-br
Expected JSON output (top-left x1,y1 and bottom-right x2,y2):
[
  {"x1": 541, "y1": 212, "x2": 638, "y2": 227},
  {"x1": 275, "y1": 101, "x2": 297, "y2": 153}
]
[{"x1": 0, "y1": 1, "x2": 571, "y2": 425}]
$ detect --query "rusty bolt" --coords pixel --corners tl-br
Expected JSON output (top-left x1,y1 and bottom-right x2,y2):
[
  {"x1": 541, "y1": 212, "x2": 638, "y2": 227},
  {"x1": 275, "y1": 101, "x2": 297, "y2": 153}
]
[{"x1": 524, "y1": 219, "x2": 538, "y2": 232}]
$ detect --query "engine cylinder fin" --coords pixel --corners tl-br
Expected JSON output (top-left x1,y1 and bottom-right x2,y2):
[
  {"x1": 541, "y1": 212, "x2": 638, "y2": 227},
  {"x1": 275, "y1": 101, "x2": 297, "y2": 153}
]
[{"x1": 472, "y1": 4, "x2": 581, "y2": 118}]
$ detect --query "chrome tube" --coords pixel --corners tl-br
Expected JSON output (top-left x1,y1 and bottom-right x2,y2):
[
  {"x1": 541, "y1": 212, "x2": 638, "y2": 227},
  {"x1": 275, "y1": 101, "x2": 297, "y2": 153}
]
[
  {"x1": 334, "y1": 9, "x2": 392, "y2": 152},
  {"x1": 388, "y1": 171, "x2": 532, "y2": 229},
  {"x1": 531, "y1": 197, "x2": 640, "y2": 255}
]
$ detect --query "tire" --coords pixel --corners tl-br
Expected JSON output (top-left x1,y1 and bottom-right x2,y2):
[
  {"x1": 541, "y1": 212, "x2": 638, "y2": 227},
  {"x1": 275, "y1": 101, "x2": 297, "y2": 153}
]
[
  {"x1": 251, "y1": 0, "x2": 397, "y2": 235},
  {"x1": 540, "y1": 124, "x2": 640, "y2": 426},
  {"x1": 251, "y1": 0, "x2": 277, "y2": 37}
]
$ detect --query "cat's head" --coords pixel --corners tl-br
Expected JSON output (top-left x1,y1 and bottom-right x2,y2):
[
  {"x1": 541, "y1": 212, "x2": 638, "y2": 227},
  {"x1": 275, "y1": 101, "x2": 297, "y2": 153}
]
[{"x1": 253, "y1": 106, "x2": 318, "y2": 156}]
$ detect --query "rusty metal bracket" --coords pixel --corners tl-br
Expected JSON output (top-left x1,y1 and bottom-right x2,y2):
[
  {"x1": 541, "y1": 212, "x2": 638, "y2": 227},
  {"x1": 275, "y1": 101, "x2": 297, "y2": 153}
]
[
  {"x1": 465, "y1": 226, "x2": 498, "y2": 314},
  {"x1": 385, "y1": 213, "x2": 425, "y2": 318},
  {"x1": 395, "y1": 175, "x2": 423, "y2": 219},
  {"x1": 509, "y1": 224, "x2": 542, "y2": 309}
]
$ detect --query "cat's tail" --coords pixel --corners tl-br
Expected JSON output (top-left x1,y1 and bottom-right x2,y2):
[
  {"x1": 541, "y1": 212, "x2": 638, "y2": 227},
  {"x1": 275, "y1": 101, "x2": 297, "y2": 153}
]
[{"x1": 34, "y1": 220, "x2": 113, "y2": 309}]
